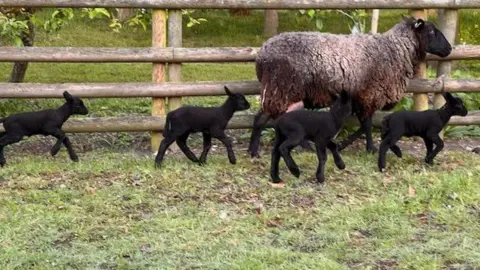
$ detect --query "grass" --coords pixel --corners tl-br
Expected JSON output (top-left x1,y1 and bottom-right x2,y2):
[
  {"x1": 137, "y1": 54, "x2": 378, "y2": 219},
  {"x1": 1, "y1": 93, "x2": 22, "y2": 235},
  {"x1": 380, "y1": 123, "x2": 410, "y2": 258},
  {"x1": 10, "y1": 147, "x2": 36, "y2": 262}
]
[{"x1": 0, "y1": 146, "x2": 479, "y2": 269}]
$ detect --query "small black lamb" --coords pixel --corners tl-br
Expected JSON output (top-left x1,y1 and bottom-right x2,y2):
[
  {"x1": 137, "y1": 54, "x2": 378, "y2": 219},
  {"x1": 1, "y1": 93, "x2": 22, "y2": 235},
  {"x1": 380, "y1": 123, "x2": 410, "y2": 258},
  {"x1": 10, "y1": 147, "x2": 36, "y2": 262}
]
[
  {"x1": 155, "y1": 86, "x2": 250, "y2": 168},
  {"x1": 270, "y1": 90, "x2": 352, "y2": 184},
  {"x1": 0, "y1": 91, "x2": 88, "y2": 167},
  {"x1": 378, "y1": 91, "x2": 468, "y2": 172}
]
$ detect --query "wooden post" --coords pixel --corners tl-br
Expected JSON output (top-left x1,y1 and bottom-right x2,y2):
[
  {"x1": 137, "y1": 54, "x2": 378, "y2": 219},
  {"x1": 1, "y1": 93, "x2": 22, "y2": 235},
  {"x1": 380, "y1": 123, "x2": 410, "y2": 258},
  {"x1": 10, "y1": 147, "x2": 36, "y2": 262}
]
[
  {"x1": 370, "y1": 9, "x2": 380, "y2": 34},
  {"x1": 435, "y1": 9, "x2": 458, "y2": 138},
  {"x1": 151, "y1": 9, "x2": 167, "y2": 152},
  {"x1": 410, "y1": 9, "x2": 429, "y2": 112},
  {"x1": 167, "y1": 9, "x2": 182, "y2": 151},
  {"x1": 264, "y1": 10, "x2": 278, "y2": 37}
]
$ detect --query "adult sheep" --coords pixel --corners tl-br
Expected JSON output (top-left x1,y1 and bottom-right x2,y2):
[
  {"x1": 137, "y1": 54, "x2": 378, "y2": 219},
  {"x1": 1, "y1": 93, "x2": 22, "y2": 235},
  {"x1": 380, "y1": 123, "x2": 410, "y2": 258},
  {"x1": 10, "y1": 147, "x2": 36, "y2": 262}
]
[{"x1": 247, "y1": 16, "x2": 452, "y2": 158}]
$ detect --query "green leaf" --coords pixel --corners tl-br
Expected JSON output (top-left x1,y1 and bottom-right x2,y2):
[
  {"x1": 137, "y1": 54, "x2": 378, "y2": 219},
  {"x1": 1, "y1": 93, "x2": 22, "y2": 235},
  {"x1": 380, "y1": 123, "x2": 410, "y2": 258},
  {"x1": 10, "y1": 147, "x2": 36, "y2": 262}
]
[
  {"x1": 315, "y1": 18, "x2": 323, "y2": 31},
  {"x1": 307, "y1": 9, "x2": 315, "y2": 18}
]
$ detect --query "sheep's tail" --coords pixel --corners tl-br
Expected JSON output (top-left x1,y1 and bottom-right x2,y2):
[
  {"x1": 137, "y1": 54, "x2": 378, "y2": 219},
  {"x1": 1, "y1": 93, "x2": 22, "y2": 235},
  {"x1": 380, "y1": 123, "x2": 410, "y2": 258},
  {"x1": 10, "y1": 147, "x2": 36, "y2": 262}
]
[
  {"x1": 381, "y1": 114, "x2": 391, "y2": 139},
  {"x1": 162, "y1": 114, "x2": 171, "y2": 137}
]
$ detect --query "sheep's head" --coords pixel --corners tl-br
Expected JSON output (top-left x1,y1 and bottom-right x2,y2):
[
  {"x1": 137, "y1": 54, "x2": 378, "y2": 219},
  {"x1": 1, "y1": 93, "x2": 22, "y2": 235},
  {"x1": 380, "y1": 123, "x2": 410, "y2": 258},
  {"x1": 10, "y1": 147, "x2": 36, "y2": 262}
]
[
  {"x1": 224, "y1": 86, "x2": 251, "y2": 111},
  {"x1": 64, "y1": 91, "x2": 89, "y2": 115},
  {"x1": 443, "y1": 92, "x2": 468, "y2": 117},
  {"x1": 331, "y1": 90, "x2": 352, "y2": 118},
  {"x1": 403, "y1": 16, "x2": 452, "y2": 58}
]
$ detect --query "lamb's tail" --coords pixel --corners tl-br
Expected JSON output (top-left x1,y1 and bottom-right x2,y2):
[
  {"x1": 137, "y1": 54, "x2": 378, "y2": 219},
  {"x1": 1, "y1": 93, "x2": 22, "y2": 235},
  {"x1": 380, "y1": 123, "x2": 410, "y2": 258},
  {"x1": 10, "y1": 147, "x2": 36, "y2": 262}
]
[
  {"x1": 380, "y1": 114, "x2": 391, "y2": 139},
  {"x1": 162, "y1": 114, "x2": 171, "y2": 137}
]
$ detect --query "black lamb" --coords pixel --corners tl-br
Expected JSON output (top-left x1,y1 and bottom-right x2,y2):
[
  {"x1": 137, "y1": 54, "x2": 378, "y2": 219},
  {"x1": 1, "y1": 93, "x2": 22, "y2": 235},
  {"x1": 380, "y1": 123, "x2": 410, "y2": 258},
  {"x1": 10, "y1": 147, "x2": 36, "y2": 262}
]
[
  {"x1": 0, "y1": 91, "x2": 88, "y2": 167},
  {"x1": 155, "y1": 86, "x2": 250, "y2": 168},
  {"x1": 270, "y1": 90, "x2": 352, "y2": 184},
  {"x1": 378, "y1": 91, "x2": 468, "y2": 172}
]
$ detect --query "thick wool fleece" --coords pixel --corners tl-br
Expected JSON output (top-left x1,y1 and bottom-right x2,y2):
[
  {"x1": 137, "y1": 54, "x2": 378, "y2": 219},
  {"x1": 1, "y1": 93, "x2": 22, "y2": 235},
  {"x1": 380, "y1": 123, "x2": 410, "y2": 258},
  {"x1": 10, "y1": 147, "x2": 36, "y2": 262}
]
[{"x1": 256, "y1": 20, "x2": 426, "y2": 117}]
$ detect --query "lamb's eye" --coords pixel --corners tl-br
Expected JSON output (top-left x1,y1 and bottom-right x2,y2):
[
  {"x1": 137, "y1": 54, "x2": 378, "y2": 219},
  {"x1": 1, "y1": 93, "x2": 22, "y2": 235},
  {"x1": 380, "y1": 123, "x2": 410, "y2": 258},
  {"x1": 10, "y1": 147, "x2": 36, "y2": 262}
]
[{"x1": 429, "y1": 30, "x2": 435, "y2": 35}]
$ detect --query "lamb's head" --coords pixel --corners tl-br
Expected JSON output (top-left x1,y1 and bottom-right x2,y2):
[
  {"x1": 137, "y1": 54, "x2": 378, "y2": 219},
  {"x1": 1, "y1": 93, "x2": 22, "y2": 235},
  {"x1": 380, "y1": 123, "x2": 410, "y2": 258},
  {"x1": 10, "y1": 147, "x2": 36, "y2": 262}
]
[
  {"x1": 403, "y1": 16, "x2": 452, "y2": 58},
  {"x1": 224, "y1": 86, "x2": 251, "y2": 111},
  {"x1": 442, "y1": 92, "x2": 468, "y2": 117},
  {"x1": 63, "y1": 91, "x2": 89, "y2": 115},
  {"x1": 330, "y1": 90, "x2": 352, "y2": 119}
]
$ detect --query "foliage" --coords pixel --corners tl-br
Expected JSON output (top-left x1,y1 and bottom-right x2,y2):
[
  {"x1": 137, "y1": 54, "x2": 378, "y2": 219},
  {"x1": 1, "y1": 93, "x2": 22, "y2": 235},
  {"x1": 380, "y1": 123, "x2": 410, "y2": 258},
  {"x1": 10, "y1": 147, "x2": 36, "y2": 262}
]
[
  {"x1": 0, "y1": 12, "x2": 29, "y2": 46},
  {"x1": 298, "y1": 9, "x2": 369, "y2": 33}
]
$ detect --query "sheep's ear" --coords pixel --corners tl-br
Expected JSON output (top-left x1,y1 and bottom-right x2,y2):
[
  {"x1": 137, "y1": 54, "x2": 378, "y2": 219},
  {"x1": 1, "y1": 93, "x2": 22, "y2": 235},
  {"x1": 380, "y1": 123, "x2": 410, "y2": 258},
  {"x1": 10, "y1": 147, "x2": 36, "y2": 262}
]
[
  {"x1": 224, "y1": 86, "x2": 233, "y2": 96},
  {"x1": 63, "y1": 91, "x2": 73, "y2": 102},
  {"x1": 413, "y1": 19, "x2": 425, "y2": 30}
]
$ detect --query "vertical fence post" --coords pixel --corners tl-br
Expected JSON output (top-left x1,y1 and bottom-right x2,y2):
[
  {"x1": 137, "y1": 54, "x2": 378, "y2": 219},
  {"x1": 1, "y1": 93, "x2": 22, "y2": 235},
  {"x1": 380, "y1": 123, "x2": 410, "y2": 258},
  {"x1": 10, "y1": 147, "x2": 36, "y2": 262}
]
[
  {"x1": 410, "y1": 9, "x2": 429, "y2": 112},
  {"x1": 151, "y1": 9, "x2": 167, "y2": 152},
  {"x1": 435, "y1": 9, "x2": 458, "y2": 138},
  {"x1": 167, "y1": 9, "x2": 183, "y2": 151}
]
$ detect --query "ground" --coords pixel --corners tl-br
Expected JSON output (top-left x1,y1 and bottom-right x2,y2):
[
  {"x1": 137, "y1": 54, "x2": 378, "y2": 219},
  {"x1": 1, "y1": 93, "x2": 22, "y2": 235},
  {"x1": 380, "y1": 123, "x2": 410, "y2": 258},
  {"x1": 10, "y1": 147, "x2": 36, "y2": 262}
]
[{"x1": 1, "y1": 133, "x2": 479, "y2": 269}]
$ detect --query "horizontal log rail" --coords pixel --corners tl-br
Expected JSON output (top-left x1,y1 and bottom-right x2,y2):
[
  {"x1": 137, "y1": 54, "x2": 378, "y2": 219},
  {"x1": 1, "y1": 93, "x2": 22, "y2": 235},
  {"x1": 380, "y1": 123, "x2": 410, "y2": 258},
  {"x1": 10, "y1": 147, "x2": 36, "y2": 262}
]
[
  {"x1": 1, "y1": 112, "x2": 479, "y2": 133},
  {"x1": 0, "y1": 46, "x2": 479, "y2": 62},
  {"x1": 0, "y1": 0, "x2": 479, "y2": 9},
  {"x1": 0, "y1": 79, "x2": 479, "y2": 99}
]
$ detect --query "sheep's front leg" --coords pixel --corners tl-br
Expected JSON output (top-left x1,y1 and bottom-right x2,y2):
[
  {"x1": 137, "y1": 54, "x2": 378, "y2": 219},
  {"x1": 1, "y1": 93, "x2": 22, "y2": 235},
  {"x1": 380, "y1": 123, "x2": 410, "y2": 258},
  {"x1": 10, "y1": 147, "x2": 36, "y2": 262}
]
[
  {"x1": 422, "y1": 137, "x2": 434, "y2": 163},
  {"x1": 314, "y1": 140, "x2": 328, "y2": 184},
  {"x1": 327, "y1": 140, "x2": 345, "y2": 170},
  {"x1": 211, "y1": 129, "x2": 236, "y2": 165},
  {"x1": 278, "y1": 133, "x2": 304, "y2": 178},
  {"x1": 425, "y1": 135, "x2": 444, "y2": 165},
  {"x1": 248, "y1": 110, "x2": 270, "y2": 158},
  {"x1": 199, "y1": 132, "x2": 212, "y2": 165},
  {"x1": 50, "y1": 129, "x2": 78, "y2": 162},
  {"x1": 155, "y1": 136, "x2": 176, "y2": 168}
]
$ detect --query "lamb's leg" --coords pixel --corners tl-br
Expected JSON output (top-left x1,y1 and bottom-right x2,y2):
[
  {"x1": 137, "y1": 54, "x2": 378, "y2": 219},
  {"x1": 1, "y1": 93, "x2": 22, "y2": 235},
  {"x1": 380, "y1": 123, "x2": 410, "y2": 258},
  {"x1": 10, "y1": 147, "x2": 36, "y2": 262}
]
[
  {"x1": 62, "y1": 137, "x2": 79, "y2": 162},
  {"x1": 211, "y1": 129, "x2": 236, "y2": 165},
  {"x1": 422, "y1": 137, "x2": 433, "y2": 162},
  {"x1": 247, "y1": 110, "x2": 270, "y2": 158},
  {"x1": 327, "y1": 140, "x2": 345, "y2": 170},
  {"x1": 199, "y1": 132, "x2": 212, "y2": 165},
  {"x1": 287, "y1": 101, "x2": 313, "y2": 152},
  {"x1": 0, "y1": 133, "x2": 24, "y2": 167},
  {"x1": 425, "y1": 135, "x2": 443, "y2": 165},
  {"x1": 270, "y1": 134, "x2": 284, "y2": 183},
  {"x1": 155, "y1": 136, "x2": 176, "y2": 168},
  {"x1": 389, "y1": 144, "x2": 403, "y2": 158},
  {"x1": 50, "y1": 130, "x2": 79, "y2": 162},
  {"x1": 378, "y1": 134, "x2": 401, "y2": 172},
  {"x1": 176, "y1": 132, "x2": 199, "y2": 163},
  {"x1": 314, "y1": 140, "x2": 328, "y2": 184},
  {"x1": 278, "y1": 131, "x2": 304, "y2": 178}
]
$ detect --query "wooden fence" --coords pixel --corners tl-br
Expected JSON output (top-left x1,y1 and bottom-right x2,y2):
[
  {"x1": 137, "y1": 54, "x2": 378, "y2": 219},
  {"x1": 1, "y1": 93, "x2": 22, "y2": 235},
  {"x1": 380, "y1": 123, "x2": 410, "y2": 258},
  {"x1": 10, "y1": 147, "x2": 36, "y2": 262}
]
[{"x1": 0, "y1": 0, "x2": 480, "y2": 151}]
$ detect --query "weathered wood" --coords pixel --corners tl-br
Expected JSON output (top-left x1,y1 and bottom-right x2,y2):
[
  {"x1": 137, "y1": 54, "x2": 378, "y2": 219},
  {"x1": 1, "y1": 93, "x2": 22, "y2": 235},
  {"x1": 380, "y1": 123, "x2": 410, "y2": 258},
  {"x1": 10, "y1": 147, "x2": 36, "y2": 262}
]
[
  {"x1": 264, "y1": 10, "x2": 279, "y2": 37},
  {"x1": 151, "y1": 9, "x2": 167, "y2": 151},
  {"x1": 411, "y1": 9, "x2": 429, "y2": 112},
  {"x1": 2, "y1": 112, "x2": 479, "y2": 133},
  {"x1": 0, "y1": 46, "x2": 477, "y2": 62},
  {"x1": 0, "y1": 0, "x2": 479, "y2": 9},
  {"x1": 370, "y1": 9, "x2": 380, "y2": 34},
  {"x1": 0, "y1": 79, "x2": 479, "y2": 98}
]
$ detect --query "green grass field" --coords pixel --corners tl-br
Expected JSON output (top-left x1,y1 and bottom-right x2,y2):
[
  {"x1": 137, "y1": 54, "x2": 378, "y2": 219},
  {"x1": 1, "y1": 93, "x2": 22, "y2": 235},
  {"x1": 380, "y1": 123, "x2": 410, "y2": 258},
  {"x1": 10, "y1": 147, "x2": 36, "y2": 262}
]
[{"x1": 1, "y1": 9, "x2": 480, "y2": 269}]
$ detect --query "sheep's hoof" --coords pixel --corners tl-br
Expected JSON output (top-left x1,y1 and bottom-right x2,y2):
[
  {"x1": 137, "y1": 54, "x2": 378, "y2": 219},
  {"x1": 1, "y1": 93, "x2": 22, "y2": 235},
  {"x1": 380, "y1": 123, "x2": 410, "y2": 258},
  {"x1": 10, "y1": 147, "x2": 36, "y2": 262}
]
[
  {"x1": 336, "y1": 161, "x2": 346, "y2": 170},
  {"x1": 316, "y1": 178, "x2": 325, "y2": 185},
  {"x1": 367, "y1": 146, "x2": 378, "y2": 154},
  {"x1": 378, "y1": 167, "x2": 385, "y2": 173},
  {"x1": 198, "y1": 161, "x2": 206, "y2": 166},
  {"x1": 70, "y1": 155, "x2": 79, "y2": 162},
  {"x1": 154, "y1": 162, "x2": 162, "y2": 169},
  {"x1": 425, "y1": 159, "x2": 434, "y2": 166},
  {"x1": 0, "y1": 162, "x2": 5, "y2": 168},
  {"x1": 290, "y1": 167, "x2": 301, "y2": 178},
  {"x1": 248, "y1": 149, "x2": 260, "y2": 159},
  {"x1": 229, "y1": 158, "x2": 237, "y2": 165}
]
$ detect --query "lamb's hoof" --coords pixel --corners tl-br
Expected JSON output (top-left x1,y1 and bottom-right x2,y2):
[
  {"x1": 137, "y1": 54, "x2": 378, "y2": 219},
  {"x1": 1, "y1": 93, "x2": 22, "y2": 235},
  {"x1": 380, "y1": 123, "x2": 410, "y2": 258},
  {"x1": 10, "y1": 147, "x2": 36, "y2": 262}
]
[
  {"x1": 198, "y1": 160, "x2": 206, "y2": 166},
  {"x1": 290, "y1": 167, "x2": 301, "y2": 178},
  {"x1": 70, "y1": 155, "x2": 79, "y2": 162},
  {"x1": 316, "y1": 178, "x2": 325, "y2": 185},
  {"x1": 336, "y1": 161, "x2": 346, "y2": 170},
  {"x1": 378, "y1": 167, "x2": 385, "y2": 173},
  {"x1": 229, "y1": 158, "x2": 237, "y2": 165},
  {"x1": 248, "y1": 149, "x2": 260, "y2": 159},
  {"x1": 0, "y1": 162, "x2": 5, "y2": 168},
  {"x1": 425, "y1": 159, "x2": 434, "y2": 166},
  {"x1": 472, "y1": 147, "x2": 480, "y2": 154},
  {"x1": 367, "y1": 146, "x2": 378, "y2": 154},
  {"x1": 154, "y1": 162, "x2": 162, "y2": 169}
]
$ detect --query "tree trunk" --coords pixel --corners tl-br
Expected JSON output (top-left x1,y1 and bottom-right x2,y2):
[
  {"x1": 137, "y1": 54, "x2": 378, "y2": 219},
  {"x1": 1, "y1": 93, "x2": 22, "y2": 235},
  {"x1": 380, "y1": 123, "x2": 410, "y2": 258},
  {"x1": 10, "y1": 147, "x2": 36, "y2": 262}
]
[
  {"x1": 117, "y1": 8, "x2": 135, "y2": 22},
  {"x1": 264, "y1": 10, "x2": 278, "y2": 37},
  {"x1": 9, "y1": 9, "x2": 35, "y2": 83}
]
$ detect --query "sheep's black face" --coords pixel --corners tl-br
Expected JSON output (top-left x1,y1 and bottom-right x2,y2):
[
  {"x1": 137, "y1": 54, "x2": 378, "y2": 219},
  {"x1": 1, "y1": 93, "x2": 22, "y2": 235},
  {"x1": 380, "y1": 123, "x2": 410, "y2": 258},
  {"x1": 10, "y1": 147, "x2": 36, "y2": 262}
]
[
  {"x1": 64, "y1": 91, "x2": 89, "y2": 115},
  {"x1": 232, "y1": 93, "x2": 251, "y2": 111},
  {"x1": 444, "y1": 92, "x2": 468, "y2": 116},
  {"x1": 331, "y1": 90, "x2": 352, "y2": 117},
  {"x1": 422, "y1": 21, "x2": 452, "y2": 58}
]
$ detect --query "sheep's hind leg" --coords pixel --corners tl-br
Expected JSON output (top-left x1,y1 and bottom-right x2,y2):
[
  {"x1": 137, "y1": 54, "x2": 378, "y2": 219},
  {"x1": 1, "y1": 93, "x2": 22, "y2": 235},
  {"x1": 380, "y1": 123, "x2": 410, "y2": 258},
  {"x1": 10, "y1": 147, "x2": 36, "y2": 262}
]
[
  {"x1": 176, "y1": 132, "x2": 199, "y2": 164},
  {"x1": 270, "y1": 133, "x2": 284, "y2": 183},
  {"x1": 199, "y1": 132, "x2": 212, "y2": 165},
  {"x1": 287, "y1": 101, "x2": 314, "y2": 152},
  {"x1": 155, "y1": 136, "x2": 177, "y2": 168},
  {"x1": 247, "y1": 110, "x2": 270, "y2": 158},
  {"x1": 0, "y1": 133, "x2": 24, "y2": 167},
  {"x1": 278, "y1": 131, "x2": 304, "y2": 178},
  {"x1": 211, "y1": 129, "x2": 236, "y2": 165},
  {"x1": 338, "y1": 116, "x2": 377, "y2": 153},
  {"x1": 314, "y1": 140, "x2": 328, "y2": 184},
  {"x1": 389, "y1": 144, "x2": 402, "y2": 158},
  {"x1": 50, "y1": 129, "x2": 78, "y2": 162}
]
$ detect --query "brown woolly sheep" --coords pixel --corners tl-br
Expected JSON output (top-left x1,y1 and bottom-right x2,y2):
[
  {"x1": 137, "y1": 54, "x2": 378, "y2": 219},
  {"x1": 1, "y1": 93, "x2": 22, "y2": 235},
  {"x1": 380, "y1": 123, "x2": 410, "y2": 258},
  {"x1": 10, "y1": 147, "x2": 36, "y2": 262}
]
[{"x1": 248, "y1": 16, "x2": 452, "y2": 158}]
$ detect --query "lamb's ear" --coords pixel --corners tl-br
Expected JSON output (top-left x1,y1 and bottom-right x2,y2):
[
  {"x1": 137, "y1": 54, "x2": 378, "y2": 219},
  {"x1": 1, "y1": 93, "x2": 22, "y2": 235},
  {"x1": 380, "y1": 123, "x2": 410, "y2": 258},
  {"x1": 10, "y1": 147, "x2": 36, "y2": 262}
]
[
  {"x1": 224, "y1": 86, "x2": 233, "y2": 96},
  {"x1": 414, "y1": 19, "x2": 425, "y2": 30},
  {"x1": 63, "y1": 91, "x2": 73, "y2": 102},
  {"x1": 442, "y1": 92, "x2": 455, "y2": 102}
]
